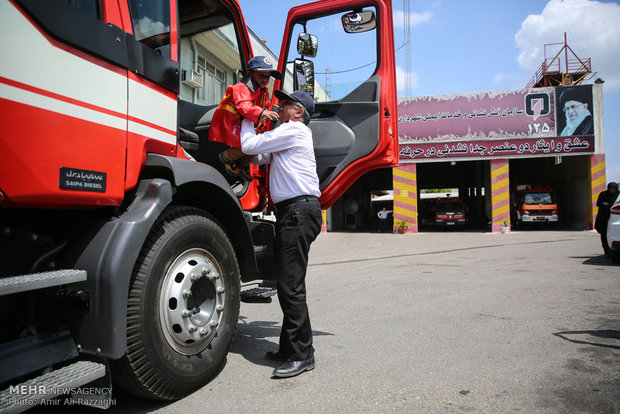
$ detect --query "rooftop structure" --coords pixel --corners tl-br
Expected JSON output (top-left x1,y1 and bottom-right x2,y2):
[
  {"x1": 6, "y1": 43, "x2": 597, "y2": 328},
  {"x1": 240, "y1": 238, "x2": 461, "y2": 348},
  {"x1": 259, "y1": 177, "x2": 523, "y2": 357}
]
[{"x1": 526, "y1": 33, "x2": 597, "y2": 88}]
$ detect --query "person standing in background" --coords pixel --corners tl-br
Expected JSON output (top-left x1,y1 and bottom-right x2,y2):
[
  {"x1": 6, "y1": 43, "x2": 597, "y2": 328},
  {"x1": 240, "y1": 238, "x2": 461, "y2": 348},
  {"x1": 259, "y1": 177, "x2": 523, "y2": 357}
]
[{"x1": 377, "y1": 207, "x2": 393, "y2": 233}]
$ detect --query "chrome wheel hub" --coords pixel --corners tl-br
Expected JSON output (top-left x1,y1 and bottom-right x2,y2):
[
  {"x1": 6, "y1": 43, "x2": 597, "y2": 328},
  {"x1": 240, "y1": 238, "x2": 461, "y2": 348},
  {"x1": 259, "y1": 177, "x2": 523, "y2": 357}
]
[{"x1": 159, "y1": 248, "x2": 225, "y2": 355}]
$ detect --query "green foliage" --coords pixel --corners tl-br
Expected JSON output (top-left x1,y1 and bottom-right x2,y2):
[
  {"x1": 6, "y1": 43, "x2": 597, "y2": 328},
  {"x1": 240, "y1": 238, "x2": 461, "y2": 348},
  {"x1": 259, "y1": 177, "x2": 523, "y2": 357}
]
[
  {"x1": 397, "y1": 219, "x2": 409, "y2": 227},
  {"x1": 421, "y1": 189, "x2": 453, "y2": 194}
]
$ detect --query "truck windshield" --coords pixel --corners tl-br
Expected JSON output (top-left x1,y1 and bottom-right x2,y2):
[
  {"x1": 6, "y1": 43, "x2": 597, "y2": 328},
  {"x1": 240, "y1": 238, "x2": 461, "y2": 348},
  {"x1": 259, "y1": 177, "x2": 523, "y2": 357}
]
[
  {"x1": 523, "y1": 192, "x2": 553, "y2": 204},
  {"x1": 436, "y1": 202, "x2": 464, "y2": 212}
]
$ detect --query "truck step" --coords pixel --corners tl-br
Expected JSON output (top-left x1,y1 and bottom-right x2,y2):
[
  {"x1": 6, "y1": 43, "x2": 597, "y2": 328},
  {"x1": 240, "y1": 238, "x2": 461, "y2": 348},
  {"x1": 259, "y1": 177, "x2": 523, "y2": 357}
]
[
  {"x1": 0, "y1": 269, "x2": 86, "y2": 296},
  {"x1": 0, "y1": 329, "x2": 79, "y2": 384},
  {"x1": 240, "y1": 286, "x2": 277, "y2": 303},
  {"x1": 0, "y1": 360, "x2": 106, "y2": 413}
]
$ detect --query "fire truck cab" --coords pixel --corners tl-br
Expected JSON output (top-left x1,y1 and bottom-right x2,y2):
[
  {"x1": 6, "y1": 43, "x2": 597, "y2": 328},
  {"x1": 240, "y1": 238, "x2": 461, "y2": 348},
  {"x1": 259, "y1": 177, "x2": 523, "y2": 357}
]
[
  {"x1": 513, "y1": 185, "x2": 559, "y2": 227},
  {"x1": 0, "y1": 0, "x2": 397, "y2": 407}
]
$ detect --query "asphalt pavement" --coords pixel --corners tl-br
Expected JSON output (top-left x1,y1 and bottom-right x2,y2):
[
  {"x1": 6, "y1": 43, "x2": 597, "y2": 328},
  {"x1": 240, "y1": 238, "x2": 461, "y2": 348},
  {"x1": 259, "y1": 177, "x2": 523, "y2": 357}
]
[{"x1": 37, "y1": 229, "x2": 620, "y2": 413}]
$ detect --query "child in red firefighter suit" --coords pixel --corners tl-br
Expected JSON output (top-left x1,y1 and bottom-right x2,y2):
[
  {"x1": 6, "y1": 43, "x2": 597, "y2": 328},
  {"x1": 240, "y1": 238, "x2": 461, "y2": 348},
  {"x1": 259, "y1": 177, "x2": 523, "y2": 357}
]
[{"x1": 209, "y1": 56, "x2": 281, "y2": 181}]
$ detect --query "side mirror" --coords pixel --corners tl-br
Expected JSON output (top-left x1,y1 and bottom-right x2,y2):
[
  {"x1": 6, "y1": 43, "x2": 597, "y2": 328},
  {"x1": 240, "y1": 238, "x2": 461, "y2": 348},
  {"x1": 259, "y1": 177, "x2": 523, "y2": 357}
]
[
  {"x1": 341, "y1": 10, "x2": 376, "y2": 33},
  {"x1": 297, "y1": 33, "x2": 318, "y2": 58},
  {"x1": 293, "y1": 59, "x2": 315, "y2": 98}
]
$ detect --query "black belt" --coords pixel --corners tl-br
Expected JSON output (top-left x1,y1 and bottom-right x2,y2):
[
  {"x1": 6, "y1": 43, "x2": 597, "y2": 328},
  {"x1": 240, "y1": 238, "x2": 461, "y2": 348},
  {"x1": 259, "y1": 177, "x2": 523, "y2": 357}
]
[{"x1": 275, "y1": 195, "x2": 318, "y2": 210}]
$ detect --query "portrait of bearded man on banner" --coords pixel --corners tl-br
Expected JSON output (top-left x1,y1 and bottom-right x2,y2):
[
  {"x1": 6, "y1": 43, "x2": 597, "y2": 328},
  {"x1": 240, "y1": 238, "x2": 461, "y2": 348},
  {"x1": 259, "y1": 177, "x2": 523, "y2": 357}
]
[{"x1": 558, "y1": 86, "x2": 594, "y2": 136}]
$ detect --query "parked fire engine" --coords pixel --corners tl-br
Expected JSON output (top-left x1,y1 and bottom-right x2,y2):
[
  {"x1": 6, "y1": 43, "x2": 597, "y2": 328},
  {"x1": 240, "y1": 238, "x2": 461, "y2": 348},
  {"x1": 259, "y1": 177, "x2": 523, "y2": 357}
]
[
  {"x1": 434, "y1": 197, "x2": 468, "y2": 227},
  {"x1": 513, "y1": 185, "x2": 559, "y2": 227},
  {"x1": 0, "y1": 0, "x2": 397, "y2": 409}
]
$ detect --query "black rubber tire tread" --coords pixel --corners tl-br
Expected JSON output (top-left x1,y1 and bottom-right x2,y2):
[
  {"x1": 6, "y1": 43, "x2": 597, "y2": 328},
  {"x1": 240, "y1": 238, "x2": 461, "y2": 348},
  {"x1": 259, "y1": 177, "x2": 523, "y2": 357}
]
[
  {"x1": 610, "y1": 249, "x2": 620, "y2": 264},
  {"x1": 112, "y1": 205, "x2": 240, "y2": 400}
]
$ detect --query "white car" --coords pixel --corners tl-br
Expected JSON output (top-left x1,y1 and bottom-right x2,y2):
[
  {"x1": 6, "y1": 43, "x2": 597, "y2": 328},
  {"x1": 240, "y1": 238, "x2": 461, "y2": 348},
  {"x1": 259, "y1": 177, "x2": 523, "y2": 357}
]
[{"x1": 607, "y1": 193, "x2": 620, "y2": 263}]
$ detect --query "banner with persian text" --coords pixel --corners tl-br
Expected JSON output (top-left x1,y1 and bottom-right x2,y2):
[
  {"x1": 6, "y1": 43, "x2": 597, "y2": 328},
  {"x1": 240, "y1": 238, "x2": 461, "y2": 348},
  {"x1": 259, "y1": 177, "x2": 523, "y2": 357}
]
[{"x1": 398, "y1": 85, "x2": 596, "y2": 162}]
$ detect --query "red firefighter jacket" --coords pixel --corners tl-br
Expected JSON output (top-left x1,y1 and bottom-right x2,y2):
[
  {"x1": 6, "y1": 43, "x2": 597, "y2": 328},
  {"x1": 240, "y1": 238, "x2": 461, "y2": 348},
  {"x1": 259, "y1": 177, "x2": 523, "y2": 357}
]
[{"x1": 209, "y1": 77, "x2": 271, "y2": 148}]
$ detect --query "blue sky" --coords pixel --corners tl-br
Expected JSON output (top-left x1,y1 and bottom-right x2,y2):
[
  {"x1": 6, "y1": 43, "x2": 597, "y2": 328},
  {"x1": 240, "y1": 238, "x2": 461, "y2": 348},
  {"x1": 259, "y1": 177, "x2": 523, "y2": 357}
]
[{"x1": 238, "y1": 0, "x2": 620, "y2": 183}]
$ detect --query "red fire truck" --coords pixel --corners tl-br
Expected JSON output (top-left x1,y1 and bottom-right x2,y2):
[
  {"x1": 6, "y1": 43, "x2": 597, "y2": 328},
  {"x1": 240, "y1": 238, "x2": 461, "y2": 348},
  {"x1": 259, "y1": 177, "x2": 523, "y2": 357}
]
[
  {"x1": 513, "y1": 185, "x2": 559, "y2": 227},
  {"x1": 0, "y1": 0, "x2": 397, "y2": 408},
  {"x1": 434, "y1": 197, "x2": 468, "y2": 227}
]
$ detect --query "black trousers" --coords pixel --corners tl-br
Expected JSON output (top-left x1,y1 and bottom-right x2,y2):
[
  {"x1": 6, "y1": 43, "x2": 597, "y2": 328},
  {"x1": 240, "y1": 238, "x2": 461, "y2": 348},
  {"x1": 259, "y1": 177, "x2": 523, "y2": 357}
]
[
  {"x1": 274, "y1": 198, "x2": 322, "y2": 361},
  {"x1": 600, "y1": 228, "x2": 609, "y2": 255},
  {"x1": 378, "y1": 218, "x2": 388, "y2": 232}
]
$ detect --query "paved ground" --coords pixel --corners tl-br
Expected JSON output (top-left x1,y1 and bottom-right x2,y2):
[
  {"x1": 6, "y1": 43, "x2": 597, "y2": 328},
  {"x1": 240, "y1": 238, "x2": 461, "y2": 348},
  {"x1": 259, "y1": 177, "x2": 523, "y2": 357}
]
[{"x1": 41, "y1": 230, "x2": 620, "y2": 413}]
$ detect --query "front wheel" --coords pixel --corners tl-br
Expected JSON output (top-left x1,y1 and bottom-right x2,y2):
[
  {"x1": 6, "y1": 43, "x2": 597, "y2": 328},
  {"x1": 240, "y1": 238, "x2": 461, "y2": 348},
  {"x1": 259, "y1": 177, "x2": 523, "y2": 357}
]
[{"x1": 113, "y1": 206, "x2": 240, "y2": 400}]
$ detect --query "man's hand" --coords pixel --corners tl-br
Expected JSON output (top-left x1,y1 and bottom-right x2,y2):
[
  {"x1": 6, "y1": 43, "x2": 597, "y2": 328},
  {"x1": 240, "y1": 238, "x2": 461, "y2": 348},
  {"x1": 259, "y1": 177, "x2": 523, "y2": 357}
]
[{"x1": 262, "y1": 110, "x2": 279, "y2": 121}]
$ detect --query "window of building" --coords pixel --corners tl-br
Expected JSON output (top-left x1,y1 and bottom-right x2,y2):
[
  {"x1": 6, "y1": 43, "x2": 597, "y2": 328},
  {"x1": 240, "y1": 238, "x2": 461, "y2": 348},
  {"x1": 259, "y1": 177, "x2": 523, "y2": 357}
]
[
  {"x1": 196, "y1": 56, "x2": 227, "y2": 105},
  {"x1": 179, "y1": 20, "x2": 241, "y2": 103}
]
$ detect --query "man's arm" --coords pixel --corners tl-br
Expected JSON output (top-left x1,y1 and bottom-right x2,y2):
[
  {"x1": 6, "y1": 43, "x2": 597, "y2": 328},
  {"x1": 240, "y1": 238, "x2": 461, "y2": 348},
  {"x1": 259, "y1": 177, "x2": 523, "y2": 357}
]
[
  {"x1": 240, "y1": 119, "x2": 271, "y2": 165},
  {"x1": 597, "y1": 192, "x2": 607, "y2": 208},
  {"x1": 252, "y1": 153, "x2": 271, "y2": 165},
  {"x1": 240, "y1": 119, "x2": 301, "y2": 155}
]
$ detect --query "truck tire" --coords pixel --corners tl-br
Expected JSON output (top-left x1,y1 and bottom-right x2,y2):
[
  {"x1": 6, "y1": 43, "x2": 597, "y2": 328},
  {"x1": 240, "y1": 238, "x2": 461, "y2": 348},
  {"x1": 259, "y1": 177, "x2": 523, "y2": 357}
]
[
  {"x1": 112, "y1": 205, "x2": 240, "y2": 400},
  {"x1": 610, "y1": 249, "x2": 620, "y2": 264}
]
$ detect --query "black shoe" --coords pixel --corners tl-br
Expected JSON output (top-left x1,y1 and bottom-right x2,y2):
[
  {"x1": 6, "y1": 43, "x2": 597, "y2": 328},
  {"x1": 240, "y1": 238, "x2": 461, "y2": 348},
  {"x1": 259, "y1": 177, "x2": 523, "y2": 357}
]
[
  {"x1": 265, "y1": 351, "x2": 286, "y2": 361},
  {"x1": 272, "y1": 356, "x2": 315, "y2": 378}
]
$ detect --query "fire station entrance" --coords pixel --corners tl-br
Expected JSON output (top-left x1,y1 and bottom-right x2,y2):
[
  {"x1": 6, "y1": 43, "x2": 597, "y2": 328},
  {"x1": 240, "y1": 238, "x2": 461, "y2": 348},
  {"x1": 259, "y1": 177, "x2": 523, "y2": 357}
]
[
  {"x1": 326, "y1": 153, "x2": 596, "y2": 233},
  {"x1": 415, "y1": 160, "x2": 488, "y2": 230},
  {"x1": 509, "y1": 155, "x2": 592, "y2": 229},
  {"x1": 324, "y1": 82, "x2": 606, "y2": 233}
]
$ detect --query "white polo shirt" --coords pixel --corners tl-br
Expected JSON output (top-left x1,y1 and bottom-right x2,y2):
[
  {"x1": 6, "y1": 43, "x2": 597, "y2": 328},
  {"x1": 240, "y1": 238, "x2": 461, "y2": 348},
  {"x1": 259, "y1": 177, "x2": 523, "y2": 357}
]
[{"x1": 240, "y1": 119, "x2": 321, "y2": 204}]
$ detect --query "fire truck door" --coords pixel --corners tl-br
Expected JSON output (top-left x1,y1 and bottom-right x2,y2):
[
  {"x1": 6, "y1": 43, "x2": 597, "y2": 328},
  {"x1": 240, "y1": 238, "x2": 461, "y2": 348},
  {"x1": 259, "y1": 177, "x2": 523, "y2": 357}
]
[{"x1": 277, "y1": 0, "x2": 399, "y2": 209}]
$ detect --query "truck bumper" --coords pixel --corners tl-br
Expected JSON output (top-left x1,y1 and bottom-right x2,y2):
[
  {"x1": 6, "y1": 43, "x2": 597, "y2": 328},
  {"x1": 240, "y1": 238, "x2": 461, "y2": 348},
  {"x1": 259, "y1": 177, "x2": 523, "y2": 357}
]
[{"x1": 521, "y1": 214, "x2": 558, "y2": 223}]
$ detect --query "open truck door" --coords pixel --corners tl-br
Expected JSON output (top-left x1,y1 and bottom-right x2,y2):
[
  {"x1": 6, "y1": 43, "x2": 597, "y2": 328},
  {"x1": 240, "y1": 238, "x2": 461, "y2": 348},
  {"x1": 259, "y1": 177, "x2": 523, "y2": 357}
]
[{"x1": 276, "y1": 0, "x2": 399, "y2": 208}]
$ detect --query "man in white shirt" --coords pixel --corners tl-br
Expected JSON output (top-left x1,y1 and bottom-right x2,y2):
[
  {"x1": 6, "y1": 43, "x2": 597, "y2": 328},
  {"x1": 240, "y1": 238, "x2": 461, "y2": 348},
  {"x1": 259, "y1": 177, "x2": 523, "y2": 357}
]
[
  {"x1": 240, "y1": 89, "x2": 321, "y2": 378},
  {"x1": 377, "y1": 207, "x2": 393, "y2": 233}
]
